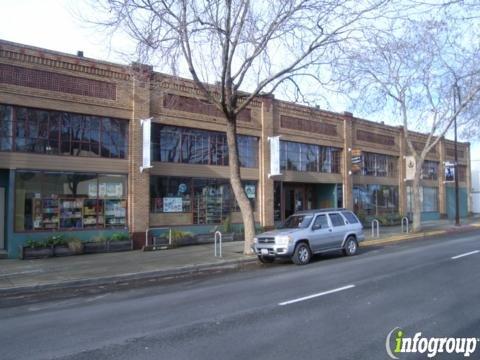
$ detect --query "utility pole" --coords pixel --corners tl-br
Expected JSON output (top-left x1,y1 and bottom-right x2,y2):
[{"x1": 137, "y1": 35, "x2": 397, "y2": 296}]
[{"x1": 454, "y1": 84, "x2": 460, "y2": 226}]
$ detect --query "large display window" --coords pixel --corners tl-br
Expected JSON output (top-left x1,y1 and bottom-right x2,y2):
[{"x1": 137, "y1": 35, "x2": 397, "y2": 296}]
[
  {"x1": 150, "y1": 176, "x2": 257, "y2": 224},
  {"x1": 353, "y1": 184, "x2": 399, "y2": 216},
  {"x1": 15, "y1": 171, "x2": 127, "y2": 232},
  {"x1": 406, "y1": 186, "x2": 439, "y2": 213}
]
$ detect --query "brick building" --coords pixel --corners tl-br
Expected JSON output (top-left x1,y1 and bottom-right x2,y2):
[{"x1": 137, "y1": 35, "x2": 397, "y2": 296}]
[{"x1": 0, "y1": 39, "x2": 472, "y2": 258}]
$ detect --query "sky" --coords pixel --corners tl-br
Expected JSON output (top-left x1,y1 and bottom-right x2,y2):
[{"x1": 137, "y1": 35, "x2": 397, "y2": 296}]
[{"x1": 0, "y1": 0, "x2": 479, "y2": 165}]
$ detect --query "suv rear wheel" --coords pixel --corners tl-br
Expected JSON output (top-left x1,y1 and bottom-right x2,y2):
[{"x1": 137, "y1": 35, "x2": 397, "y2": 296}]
[
  {"x1": 292, "y1": 242, "x2": 312, "y2": 265},
  {"x1": 343, "y1": 236, "x2": 358, "y2": 256}
]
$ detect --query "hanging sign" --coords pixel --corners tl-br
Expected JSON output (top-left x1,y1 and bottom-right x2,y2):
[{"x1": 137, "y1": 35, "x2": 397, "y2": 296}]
[
  {"x1": 405, "y1": 156, "x2": 416, "y2": 181},
  {"x1": 268, "y1": 136, "x2": 281, "y2": 177},
  {"x1": 444, "y1": 162, "x2": 455, "y2": 182},
  {"x1": 140, "y1": 118, "x2": 153, "y2": 172},
  {"x1": 351, "y1": 149, "x2": 362, "y2": 174}
]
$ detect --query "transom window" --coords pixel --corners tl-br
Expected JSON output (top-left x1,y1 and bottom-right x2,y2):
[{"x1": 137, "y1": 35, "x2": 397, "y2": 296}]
[
  {"x1": 0, "y1": 104, "x2": 128, "y2": 158},
  {"x1": 280, "y1": 140, "x2": 341, "y2": 173},
  {"x1": 151, "y1": 125, "x2": 258, "y2": 168},
  {"x1": 362, "y1": 152, "x2": 398, "y2": 177}
]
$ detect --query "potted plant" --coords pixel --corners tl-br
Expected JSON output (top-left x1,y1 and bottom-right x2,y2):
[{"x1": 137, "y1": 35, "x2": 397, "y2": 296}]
[
  {"x1": 107, "y1": 232, "x2": 132, "y2": 252},
  {"x1": 22, "y1": 239, "x2": 53, "y2": 259},
  {"x1": 83, "y1": 236, "x2": 107, "y2": 254}
]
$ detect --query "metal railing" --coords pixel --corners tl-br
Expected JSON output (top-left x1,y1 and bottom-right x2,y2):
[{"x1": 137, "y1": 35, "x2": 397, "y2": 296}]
[
  {"x1": 145, "y1": 227, "x2": 172, "y2": 248},
  {"x1": 371, "y1": 219, "x2": 380, "y2": 238},
  {"x1": 214, "y1": 231, "x2": 222, "y2": 257},
  {"x1": 401, "y1": 217, "x2": 409, "y2": 233}
]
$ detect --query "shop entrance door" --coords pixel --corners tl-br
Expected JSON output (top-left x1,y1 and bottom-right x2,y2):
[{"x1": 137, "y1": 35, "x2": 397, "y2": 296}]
[
  {"x1": 284, "y1": 185, "x2": 305, "y2": 219},
  {"x1": 0, "y1": 188, "x2": 4, "y2": 250}
]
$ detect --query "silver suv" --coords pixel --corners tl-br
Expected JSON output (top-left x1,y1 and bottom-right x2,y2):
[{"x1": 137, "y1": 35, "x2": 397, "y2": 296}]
[{"x1": 253, "y1": 208, "x2": 365, "y2": 265}]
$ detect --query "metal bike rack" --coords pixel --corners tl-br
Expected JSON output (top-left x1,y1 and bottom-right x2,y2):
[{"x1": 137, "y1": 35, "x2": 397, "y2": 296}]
[
  {"x1": 401, "y1": 217, "x2": 409, "y2": 233},
  {"x1": 371, "y1": 219, "x2": 380, "y2": 238},
  {"x1": 214, "y1": 231, "x2": 222, "y2": 257},
  {"x1": 145, "y1": 227, "x2": 172, "y2": 248}
]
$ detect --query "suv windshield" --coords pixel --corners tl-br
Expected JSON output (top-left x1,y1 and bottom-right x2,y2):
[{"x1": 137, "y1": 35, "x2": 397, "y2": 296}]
[{"x1": 282, "y1": 215, "x2": 313, "y2": 229}]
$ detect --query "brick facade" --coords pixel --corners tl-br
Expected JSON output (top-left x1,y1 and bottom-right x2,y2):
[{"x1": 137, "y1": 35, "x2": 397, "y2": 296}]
[{"x1": 0, "y1": 39, "x2": 472, "y2": 254}]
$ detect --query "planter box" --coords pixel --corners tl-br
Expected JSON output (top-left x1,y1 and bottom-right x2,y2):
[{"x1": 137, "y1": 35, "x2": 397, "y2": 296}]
[
  {"x1": 107, "y1": 239, "x2": 133, "y2": 252},
  {"x1": 83, "y1": 242, "x2": 107, "y2": 254},
  {"x1": 53, "y1": 245, "x2": 75, "y2": 257},
  {"x1": 22, "y1": 246, "x2": 53, "y2": 260}
]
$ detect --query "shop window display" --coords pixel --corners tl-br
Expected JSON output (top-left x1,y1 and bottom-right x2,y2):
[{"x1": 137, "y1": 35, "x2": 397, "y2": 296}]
[{"x1": 15, "y1": 171, "x2": 127, "y2": 232}]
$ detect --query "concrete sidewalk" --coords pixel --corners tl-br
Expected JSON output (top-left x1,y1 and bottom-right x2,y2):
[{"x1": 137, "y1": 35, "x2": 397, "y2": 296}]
[{"x1": 1, "y1": 217, "x2": 479, "y2": 298}]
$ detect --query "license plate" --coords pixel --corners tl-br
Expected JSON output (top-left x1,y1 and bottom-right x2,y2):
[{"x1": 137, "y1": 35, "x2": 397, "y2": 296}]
[{"x1": 261, "y1": 249, "x2": 269, "y2": 255}]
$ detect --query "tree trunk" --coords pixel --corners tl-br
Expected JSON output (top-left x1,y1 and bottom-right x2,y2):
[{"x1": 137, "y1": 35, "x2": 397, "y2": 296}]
[
  {"x1": 411, "y1": 159, "x2": 424, "y2": 233},
  {"x1": 225, "y1": 117, "x2": 256, "y2": 255}
]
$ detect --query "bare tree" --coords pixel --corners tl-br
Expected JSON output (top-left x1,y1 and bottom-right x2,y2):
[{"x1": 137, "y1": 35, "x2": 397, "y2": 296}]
[
  {"x1": 86, "y1": 0, "x2": 389, "y2": 253},
  {"x1": 335, "y1": 17, "x2": 480, "y2": 232}
]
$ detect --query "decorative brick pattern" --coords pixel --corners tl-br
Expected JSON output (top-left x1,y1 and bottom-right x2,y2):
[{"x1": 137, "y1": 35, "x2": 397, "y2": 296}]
[
  {"x1": 280, "y1": 115, "x2": 337, "y2": 136},
  {"x1": 0, "y1": 63, "x2": 116, "y2": 100},
  {"x1": 446, "y1": 147, "x2": 464, "y2": 158},
  {"x1": 163, "y1": 93, "x2": 251, "y2": 122},
  {"x1": 411, "y1": 141, "x2": 436, "y2": 154},
  {"x1": 357, "y1": 129, "x2": 395, "y2": 146}
]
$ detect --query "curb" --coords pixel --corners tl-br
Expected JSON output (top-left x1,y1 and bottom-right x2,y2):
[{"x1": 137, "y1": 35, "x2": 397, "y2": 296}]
[
  {"x1": 0, "y1": 257, "x2": 258, "y2": 298},
  {"x1": 363, "y1": 224, "x2": 480, "y2": 247}
]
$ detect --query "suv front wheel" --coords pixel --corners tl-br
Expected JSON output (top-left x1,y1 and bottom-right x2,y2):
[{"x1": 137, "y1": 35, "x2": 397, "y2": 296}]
[
  {"x1": 292, "y1": 242, "x2": 312, "y2": 265},
  {"x1": 343, "y1": 236, "x2": 358, "y2": 256}
]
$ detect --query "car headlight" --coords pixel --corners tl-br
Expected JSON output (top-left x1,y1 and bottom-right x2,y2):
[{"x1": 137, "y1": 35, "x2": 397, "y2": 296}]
[
  {"x1": 275, "y1": 235, "x2": 292, "y2": 246},
  {"x1": 253, "y1": 237, "x2": 258, "y2": 245}
]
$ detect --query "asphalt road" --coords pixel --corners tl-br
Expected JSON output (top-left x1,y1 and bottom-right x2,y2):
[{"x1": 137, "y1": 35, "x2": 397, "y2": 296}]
[{"x1": 1, "y1": 231, "x2": 480, "y2": 360}]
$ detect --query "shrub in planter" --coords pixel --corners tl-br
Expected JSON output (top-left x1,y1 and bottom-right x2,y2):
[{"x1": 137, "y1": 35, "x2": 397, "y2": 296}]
[
  {"x1": 47, "y1": 235, "x2": 75, "y2": 257},
  {"x1": 67, "y1": 238, "x2": 84, "y2": 255},
  {"x1": 22, "y1": 239, "x2": 53, "y2": 260},
  {"x1": 170, "y1": 229, "x2": 194, "y2": 247},
  {"x1": 107, "y1": 233, "x2": 132, "y2": 252},
  {"x1": 83, "y1": 236, "x2": 107, "y2": 254}
]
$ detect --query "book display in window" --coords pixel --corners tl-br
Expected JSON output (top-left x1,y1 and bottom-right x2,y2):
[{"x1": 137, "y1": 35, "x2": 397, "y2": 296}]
[
  {"x1": 194, "y1": 187, "x2": 223, "y2": 224},
  {"x1": 33, "y1": 198, "x2": 59, "y2": 230},
  {"x1": 83, "y1": 199, "x2": 104, "y2": 228},
  {"x1": 104, "y1": 199, "x2": 126, "y2": 227},
  {"x1": 59, "y1": 198, "x2": 83, "y2": 229}
]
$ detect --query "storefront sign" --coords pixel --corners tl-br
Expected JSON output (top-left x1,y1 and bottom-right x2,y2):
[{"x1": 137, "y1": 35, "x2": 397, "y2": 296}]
[
  {"x1": 405, "y1": 156, "x2": 416, "y2": 180},
  {"x1": 445, "y1": 162, "x2": 455, "y2": 182},
  {"x1": 268, "y1": 136, "x2": 281, "y2": 177},
  {"x1": 245, "y1": 184, "x2": 256, "y2": 199},
  {"x1": 140, "y1": 118, "x2": 153, "y2": 172},
  {"x1": 163, "y1": 197, "x2": 183, "y2": 212},
  {"x1": 351, "y1": 149, "x2": 362, "y2": 174}
]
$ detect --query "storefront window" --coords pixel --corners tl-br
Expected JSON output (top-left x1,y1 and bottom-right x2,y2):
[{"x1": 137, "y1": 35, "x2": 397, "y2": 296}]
[
  {"x1": 362, "y1": 152, "x2": 398, "y2": 177},
  {"x1": 0, "y1": 103, "x2": 128, "y2": 158},
  {"x1": 14, "y1": 171, "x2": 127, "y2": 232},
  {"x1": 151, "y1": 125, "x2": 258, "y2": 168},
  {"x1": 406, "y1": 186, "x2": 439, "y2": 213},
  {"x1": 353, "y1": 184, "x2": 399, "y2": 216},
  {"x1": 150, "y1": 177, "x2": 192, "y2": 213},
  {"x1": 280, "y1": 140, "x2": 341, "y2": 173},
  {"x1": 150, "y1": 176, "x2": 256, "y2": 224}
]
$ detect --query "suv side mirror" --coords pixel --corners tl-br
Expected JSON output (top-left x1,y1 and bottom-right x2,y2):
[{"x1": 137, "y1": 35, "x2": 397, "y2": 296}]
[{"x1": 312, "y1": 224, "x2": 321, "y2": 230}]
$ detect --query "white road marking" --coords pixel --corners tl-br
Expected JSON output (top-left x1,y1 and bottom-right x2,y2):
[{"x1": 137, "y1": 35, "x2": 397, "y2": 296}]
[
  {"x1": 451, "y1": 250, "x2": 480, "y2": 260},
  {"x1": 278, "y1": 284, "x2": 356, "y2": 306}
]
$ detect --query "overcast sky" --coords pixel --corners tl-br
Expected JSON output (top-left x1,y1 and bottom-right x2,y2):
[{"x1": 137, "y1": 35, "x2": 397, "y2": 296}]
[{"x1": 0, "y1": 0, "x2": 478, "y2": 163}]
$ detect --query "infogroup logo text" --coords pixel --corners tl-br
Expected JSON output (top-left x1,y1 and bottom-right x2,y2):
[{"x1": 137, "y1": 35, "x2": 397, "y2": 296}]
[{"x1": 386, "y1": 327, "x2": 479, "y2": 359}]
